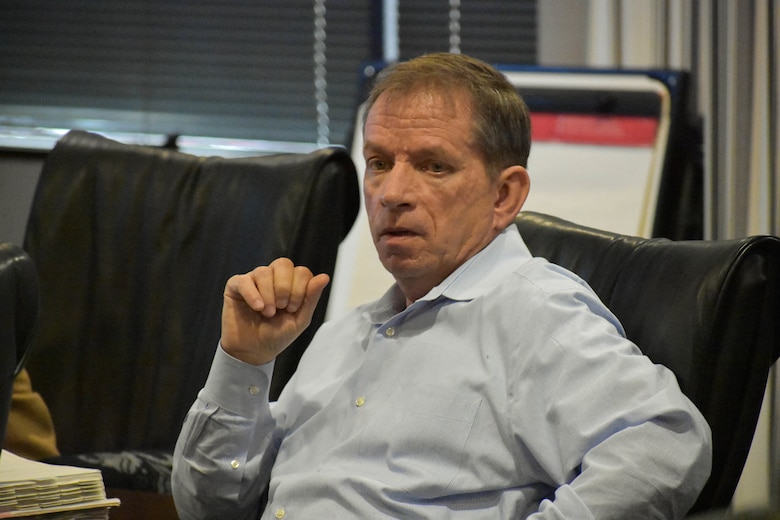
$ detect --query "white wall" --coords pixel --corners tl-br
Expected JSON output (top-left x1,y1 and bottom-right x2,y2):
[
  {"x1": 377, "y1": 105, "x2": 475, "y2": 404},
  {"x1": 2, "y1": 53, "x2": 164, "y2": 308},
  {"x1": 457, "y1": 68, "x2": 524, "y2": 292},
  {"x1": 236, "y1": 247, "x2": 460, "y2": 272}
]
[
  {"x1": 537, "y1": 0, "x2": 588, "y2": 66},
  {"x1": 0, "y1": 154, "x2": 44, "y2": 247}
]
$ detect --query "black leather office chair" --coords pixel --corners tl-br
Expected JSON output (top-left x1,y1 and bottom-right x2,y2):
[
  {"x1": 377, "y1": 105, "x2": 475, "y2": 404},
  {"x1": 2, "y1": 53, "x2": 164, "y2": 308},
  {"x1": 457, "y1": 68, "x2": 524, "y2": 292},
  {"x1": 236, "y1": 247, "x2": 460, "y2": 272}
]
[
  {"x1": 0, "y1": 243, "x2": 39, "y2": 453},
  {"x1": 514, "y1": 211, "x2": 780, "y2": 515},
  {"x1": 22, "y1": 130, "x2": 360, "y2": 516}
]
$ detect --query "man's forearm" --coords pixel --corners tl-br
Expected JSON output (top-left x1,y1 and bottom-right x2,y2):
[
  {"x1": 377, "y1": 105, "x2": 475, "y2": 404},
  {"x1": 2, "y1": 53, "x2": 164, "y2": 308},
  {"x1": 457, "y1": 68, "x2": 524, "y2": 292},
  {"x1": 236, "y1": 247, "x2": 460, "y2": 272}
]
[{"x1": 172, "y1": 347, "x2": 279, "y2": 519}]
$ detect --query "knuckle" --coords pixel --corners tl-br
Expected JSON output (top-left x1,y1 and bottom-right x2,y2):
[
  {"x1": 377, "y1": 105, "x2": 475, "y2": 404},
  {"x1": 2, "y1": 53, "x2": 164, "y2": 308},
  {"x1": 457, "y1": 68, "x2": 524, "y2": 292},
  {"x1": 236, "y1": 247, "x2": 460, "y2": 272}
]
[
  {"x1": 271, "y1": 257, "x2": 293, "y2": 268},
  {"x1": 293, "y1": 265, "x2": 313, "y2": 277}
]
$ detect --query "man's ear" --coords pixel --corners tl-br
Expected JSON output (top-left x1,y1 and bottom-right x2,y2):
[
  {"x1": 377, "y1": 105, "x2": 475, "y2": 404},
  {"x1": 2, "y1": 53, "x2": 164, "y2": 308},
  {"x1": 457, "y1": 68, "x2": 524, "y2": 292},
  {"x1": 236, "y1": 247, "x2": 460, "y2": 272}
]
[{"x1": 493, "y1": 165, "x2": 530, "y2": 230}]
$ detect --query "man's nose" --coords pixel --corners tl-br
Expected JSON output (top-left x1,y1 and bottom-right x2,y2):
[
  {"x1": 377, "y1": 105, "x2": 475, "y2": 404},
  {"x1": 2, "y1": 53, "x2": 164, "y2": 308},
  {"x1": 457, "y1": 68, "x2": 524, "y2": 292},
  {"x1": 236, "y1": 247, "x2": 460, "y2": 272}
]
[{"x1": 379, "y1": 163, "x2": 415, "y2": 209}]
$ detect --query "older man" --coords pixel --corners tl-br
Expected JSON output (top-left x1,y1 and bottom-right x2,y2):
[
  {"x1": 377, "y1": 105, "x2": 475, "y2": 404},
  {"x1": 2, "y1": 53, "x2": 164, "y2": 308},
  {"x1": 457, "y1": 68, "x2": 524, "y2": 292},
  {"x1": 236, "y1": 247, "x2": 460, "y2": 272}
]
[{"x1": 172, "y1": 53, "x2": 711, "y2": 519}]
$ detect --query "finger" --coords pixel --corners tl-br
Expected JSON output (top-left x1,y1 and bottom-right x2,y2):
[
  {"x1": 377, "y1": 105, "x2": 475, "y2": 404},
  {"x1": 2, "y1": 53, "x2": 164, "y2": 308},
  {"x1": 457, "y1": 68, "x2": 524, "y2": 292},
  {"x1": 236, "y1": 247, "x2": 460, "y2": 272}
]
[
  {"x1": 286, "y1": 266, "x2": 316, "y2": 313},
  {"x1": 296, "y1": 273, "x2": 330, "y2": 324},
  {"x1": 224, "y1": 273, "x2": 264, "y2": 312},
  {"x1": 252, "y1": 265, "x2": 278, "y2": 317},
  {"x1": 268, "y1": 257, "x2": 295, "y2": 310}
]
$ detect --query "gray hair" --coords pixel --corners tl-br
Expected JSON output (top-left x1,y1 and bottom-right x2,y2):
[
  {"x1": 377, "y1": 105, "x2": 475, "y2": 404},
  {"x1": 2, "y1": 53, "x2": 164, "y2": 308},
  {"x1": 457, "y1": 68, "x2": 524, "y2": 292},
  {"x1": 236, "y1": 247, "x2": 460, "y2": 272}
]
[{"x1": 363, "y1": 52, "x2": 532, "y2": 179}]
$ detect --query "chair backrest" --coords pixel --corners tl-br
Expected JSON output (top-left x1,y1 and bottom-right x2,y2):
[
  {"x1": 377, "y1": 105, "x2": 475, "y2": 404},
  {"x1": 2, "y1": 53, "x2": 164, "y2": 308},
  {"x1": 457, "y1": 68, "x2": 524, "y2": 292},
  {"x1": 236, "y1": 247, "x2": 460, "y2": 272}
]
[
  {"x1": 23, "y1": 130, "x2": 360, "y2": 455},
  {"x1": 0, "y1": 243, "x2": 39, "y2": 451},
  {"x1": 514, "y1": 211, "x2": 780, "y2": 514}
]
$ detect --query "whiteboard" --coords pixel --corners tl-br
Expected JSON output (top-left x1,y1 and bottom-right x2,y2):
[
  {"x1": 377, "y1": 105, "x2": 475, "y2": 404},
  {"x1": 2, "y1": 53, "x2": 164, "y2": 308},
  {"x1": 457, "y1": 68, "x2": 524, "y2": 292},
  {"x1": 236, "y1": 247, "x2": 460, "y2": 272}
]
[{"x1": 506, "y1": 71, "x2": 671, "y2": 237}]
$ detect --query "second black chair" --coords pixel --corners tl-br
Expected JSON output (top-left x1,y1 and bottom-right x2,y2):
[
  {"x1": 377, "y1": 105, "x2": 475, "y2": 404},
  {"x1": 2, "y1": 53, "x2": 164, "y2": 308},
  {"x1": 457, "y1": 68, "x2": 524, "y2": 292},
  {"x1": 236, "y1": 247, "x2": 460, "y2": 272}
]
[{"x1": 515, "y1": 211, "x2": 780, "y2": 515}]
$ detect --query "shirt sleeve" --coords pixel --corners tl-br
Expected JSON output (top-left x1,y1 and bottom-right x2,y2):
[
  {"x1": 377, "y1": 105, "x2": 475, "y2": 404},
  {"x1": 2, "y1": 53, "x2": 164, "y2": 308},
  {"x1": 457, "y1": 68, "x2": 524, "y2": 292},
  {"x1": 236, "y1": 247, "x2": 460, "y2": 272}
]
[
  {"x1": 172, "y1": 345, "x2": 280, "y2": 520},
  {"x1": 528, "y1": 408, "x2": 712, "y2": 520},
  {"x1": 520, "y1": 290, "x2": 713, "y2": 520}
]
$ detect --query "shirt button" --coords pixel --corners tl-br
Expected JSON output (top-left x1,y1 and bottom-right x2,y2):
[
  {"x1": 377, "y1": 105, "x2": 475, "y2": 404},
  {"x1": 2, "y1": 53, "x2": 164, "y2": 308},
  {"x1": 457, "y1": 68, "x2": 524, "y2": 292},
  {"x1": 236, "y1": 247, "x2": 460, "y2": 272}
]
[
  {"x1": 275, "y1": 508, "x2": 286, "y2": 519},
  {"x1": 248, "y1": 386, "x2": 260, "y2": 395},
  {"x1": 230, "y1": 459, "x2": 240, "y2": 470},
  {"x1": 385, "y1": 327, "x2": 395, "y2": 337},
  {"x1": 355, "y1": 396, "x2": 366, "y2": 407}
]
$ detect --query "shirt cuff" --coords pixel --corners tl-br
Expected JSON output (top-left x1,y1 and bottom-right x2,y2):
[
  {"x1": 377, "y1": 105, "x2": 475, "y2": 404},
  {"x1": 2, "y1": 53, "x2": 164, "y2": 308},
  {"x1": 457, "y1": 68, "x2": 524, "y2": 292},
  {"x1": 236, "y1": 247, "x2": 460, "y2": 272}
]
[{"x1": 200, "y1": 344, "x2": 276, "y2": 417}]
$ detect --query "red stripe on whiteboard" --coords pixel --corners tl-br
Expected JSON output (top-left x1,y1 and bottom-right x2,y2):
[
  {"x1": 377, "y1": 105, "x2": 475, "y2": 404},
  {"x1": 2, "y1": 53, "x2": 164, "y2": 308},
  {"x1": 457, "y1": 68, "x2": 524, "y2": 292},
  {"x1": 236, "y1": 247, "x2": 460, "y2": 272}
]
[{"x1": 530, "y1": 113, "x2": 659, "y2": 146}]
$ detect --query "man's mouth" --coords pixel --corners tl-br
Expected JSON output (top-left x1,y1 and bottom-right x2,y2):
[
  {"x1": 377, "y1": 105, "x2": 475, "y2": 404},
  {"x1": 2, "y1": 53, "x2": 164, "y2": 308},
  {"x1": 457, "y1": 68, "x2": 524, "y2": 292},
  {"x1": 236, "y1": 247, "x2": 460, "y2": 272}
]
[
  {"x1": 381, "y1": 227, "x2": 417, "y2": 239},
  {"x1": 377, "y1": 227, "x2": 423, "y2": 248}
]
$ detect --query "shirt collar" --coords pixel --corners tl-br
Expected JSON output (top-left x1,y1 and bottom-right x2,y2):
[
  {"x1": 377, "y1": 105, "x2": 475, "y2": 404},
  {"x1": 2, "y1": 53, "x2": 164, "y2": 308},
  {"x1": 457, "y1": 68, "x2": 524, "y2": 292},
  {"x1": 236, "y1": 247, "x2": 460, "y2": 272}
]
[{"x1": 364, "y1": 225, "x2": 533, "y2": 323}]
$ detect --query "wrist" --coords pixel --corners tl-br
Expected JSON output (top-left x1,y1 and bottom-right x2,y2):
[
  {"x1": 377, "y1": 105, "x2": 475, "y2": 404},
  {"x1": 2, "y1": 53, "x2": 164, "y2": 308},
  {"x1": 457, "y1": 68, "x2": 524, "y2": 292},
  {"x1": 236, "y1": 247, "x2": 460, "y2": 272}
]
[{"x1": 220, "y1": 343, "x2": 276, "y2": 367}]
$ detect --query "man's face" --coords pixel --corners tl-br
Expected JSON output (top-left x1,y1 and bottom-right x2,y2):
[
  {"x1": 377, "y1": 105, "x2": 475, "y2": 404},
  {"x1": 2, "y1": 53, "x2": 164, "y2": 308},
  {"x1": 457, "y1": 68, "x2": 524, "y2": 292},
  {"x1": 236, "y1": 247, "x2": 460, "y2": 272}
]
[{"x1": 362, "y1": 90, "x2": 503, "y2": 304}]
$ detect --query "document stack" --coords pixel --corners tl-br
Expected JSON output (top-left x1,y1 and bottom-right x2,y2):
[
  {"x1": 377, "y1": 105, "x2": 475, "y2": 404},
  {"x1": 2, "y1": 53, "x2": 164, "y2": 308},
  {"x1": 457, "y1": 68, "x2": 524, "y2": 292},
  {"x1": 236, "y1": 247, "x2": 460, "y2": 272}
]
[{"x1": 0, "y1": 450, "x2": 120, "y2": 519}]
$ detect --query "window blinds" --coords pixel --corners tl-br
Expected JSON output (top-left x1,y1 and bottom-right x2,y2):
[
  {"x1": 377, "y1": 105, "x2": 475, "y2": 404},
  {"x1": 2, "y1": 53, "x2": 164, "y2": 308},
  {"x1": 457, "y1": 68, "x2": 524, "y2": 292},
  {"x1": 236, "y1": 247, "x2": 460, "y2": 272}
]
[{"x1": 0, "y1": 1, "x2": 535, "y2": 148}]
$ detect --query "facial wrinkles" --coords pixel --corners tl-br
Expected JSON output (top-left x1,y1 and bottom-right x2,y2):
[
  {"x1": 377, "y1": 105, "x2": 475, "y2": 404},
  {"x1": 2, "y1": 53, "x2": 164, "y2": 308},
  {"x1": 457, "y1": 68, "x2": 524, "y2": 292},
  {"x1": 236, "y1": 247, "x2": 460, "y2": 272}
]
[
  {"x1": 369, "y1": 105, "x2": 462, "y2": 162},
  {"x1": 365, "y1": 110, "x2": 471, "y2": 242},
  {"x1": 363, "y1": 91, "x2": 498, "y2": 301}
]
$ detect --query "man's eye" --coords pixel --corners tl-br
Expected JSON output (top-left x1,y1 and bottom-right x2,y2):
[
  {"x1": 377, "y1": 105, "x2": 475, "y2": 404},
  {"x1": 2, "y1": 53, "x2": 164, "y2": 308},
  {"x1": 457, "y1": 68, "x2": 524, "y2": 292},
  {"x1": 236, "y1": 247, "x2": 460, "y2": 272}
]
[
  {"x1": 425, "y1": 161, "x2": 448, "y2": 174},
  {"x1": 366, "y1": 158, "x2": 388, "y2": 172}
]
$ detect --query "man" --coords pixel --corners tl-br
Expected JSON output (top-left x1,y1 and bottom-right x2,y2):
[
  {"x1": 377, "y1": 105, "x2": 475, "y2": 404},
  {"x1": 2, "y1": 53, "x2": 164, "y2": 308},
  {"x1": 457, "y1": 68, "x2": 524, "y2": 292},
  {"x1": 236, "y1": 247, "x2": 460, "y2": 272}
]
[{"x1": 173, "y1": 53, "x2": 711, "y2": 519}]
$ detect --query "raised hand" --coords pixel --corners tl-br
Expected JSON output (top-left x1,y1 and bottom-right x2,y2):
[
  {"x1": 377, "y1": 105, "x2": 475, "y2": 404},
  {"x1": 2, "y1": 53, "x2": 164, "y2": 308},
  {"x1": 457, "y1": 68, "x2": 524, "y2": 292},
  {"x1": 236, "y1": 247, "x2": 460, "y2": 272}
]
[{"x1": 220, "y1": 257, "x2": 330, "y2": 366}]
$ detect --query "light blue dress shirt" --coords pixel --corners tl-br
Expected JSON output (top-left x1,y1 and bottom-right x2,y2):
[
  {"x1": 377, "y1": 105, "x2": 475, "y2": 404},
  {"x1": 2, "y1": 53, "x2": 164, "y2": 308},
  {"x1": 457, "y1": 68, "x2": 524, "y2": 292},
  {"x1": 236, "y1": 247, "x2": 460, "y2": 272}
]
[{"x1": 173, "y1": 226, "x2": 712, "y2": 519}]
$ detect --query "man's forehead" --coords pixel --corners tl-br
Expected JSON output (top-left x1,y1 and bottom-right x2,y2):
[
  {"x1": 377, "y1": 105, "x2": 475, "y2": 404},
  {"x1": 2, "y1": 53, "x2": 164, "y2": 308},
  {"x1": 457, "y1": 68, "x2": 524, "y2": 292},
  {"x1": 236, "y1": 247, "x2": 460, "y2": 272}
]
[
  {"x1": 365, "y1": 94, "x2": 473, "y2": 140},
  {"x1": 373, "y1": 87, "x2": 472, "y2": 115}
]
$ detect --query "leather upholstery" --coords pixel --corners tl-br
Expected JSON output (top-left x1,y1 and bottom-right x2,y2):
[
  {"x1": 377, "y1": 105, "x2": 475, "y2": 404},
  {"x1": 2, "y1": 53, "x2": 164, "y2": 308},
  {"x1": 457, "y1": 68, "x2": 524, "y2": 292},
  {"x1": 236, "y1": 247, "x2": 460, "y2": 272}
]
[
  {"x1": 514, "y1": 211, "x2": 780, "y2": 514},
  {"x1": 23, "y1": 130, "x2": 360, "y2": 461},
  {"x1": 0, "y1": 243, "x2": 39, "y2": 450}
]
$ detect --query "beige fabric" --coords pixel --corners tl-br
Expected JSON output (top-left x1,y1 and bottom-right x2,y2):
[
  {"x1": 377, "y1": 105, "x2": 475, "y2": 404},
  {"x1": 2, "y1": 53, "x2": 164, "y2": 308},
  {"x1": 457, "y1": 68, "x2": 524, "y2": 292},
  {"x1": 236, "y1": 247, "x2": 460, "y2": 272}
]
[{"x1": 3, "y1": 368, "x2": 59, "y2": 460}]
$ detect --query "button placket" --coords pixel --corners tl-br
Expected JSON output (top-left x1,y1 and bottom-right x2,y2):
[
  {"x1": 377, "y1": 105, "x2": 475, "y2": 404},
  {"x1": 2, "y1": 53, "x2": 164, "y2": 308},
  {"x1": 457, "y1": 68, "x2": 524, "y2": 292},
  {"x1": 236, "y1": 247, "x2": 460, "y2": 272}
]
[
  {"x1": 351, "y1": 319, "x2": 400, "y2": 415},
  {"x1": 355, "y1": 323, "x2": 398, "y2": 408}
]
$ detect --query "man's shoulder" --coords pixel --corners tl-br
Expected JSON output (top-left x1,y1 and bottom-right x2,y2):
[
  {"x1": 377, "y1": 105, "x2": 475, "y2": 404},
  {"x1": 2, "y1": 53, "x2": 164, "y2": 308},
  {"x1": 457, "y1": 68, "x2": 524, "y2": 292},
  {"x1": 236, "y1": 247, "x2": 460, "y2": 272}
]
[{"x1": 506, "y1": 256, "x2": 594, "y2": 298}]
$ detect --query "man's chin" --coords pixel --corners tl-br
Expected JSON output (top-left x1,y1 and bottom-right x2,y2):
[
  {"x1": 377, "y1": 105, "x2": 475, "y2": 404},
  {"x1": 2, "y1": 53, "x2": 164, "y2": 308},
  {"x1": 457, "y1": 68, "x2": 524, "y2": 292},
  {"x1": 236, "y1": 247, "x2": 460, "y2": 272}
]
[{"x1": 379, "y1": 255, "x2": 422, "y2": 279}]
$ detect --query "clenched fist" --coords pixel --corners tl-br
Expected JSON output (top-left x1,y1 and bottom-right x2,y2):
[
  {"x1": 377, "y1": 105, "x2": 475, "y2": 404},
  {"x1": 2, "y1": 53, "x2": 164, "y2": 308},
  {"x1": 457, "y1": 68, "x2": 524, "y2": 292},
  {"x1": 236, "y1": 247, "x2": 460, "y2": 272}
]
[{"x1": 220, "y1": 257, "x2": 330, "y2": 366}]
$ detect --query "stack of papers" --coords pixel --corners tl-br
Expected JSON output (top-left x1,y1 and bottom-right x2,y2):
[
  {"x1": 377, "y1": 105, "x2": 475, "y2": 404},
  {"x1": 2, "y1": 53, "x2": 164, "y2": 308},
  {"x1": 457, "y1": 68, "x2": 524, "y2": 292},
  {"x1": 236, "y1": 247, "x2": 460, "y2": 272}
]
[{"x1": 0, "y1": 450, "x2": 119, "y2": 518}]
